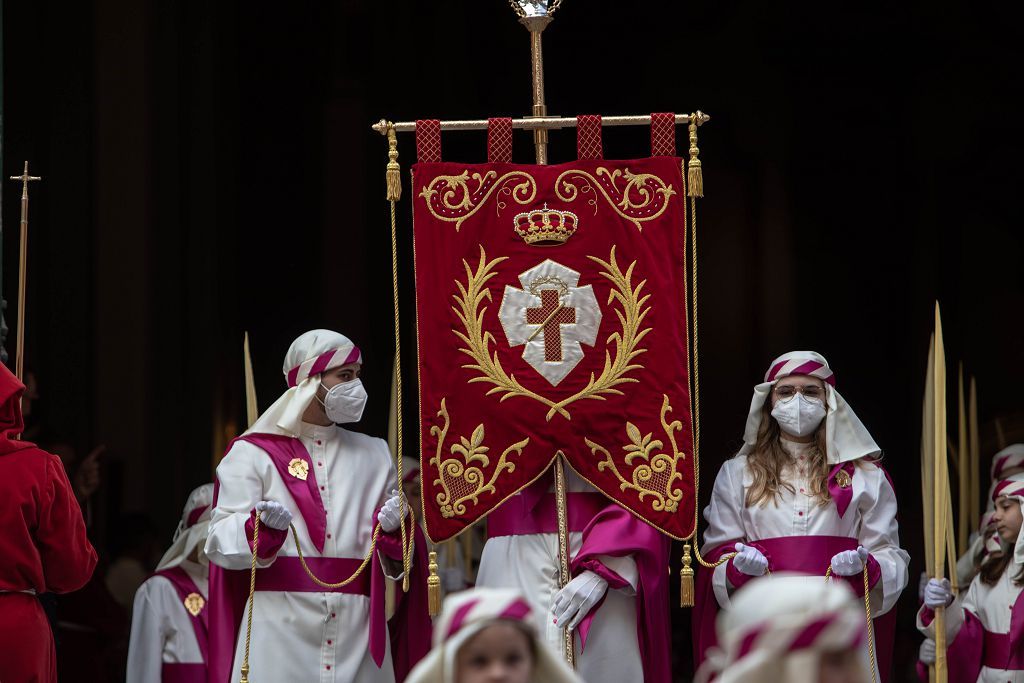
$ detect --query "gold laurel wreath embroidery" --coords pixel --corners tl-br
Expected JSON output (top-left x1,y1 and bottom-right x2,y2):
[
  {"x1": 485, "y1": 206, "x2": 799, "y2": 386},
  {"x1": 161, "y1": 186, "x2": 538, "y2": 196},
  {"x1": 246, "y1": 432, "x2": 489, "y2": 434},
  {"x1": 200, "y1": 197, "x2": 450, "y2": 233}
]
[
  {"x1": 419, "y1": 170, "x2": 537, "y2": 232},
  {"x1": 586, "y1": 394, "x2": 686, "y2": 513},
  {"x1": 429, "y1": 398, "x2": 529, "y2": 518},
  {"x1": 555, "y1": 167, "x2": 675, "y2": 232},
  {"x1": 453, "y1": 244, "x2": 650, "y2": 422}
]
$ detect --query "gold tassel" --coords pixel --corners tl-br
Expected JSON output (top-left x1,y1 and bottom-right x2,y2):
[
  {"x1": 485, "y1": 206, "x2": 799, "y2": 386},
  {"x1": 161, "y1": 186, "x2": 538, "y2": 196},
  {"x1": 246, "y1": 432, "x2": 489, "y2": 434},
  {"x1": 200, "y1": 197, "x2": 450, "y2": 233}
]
[
  {"x1": 386, "y1": 124, "x2": 402, "y2": 202},
  {"x1": 687, "y1": 114, "x2": 703, "y2": 198},
  {"x1": 427, "y1": 551, "x2": 442, "y2": 616},
  {"x1": 680, "y1": 543, "x2": 695, "y2": 607}
]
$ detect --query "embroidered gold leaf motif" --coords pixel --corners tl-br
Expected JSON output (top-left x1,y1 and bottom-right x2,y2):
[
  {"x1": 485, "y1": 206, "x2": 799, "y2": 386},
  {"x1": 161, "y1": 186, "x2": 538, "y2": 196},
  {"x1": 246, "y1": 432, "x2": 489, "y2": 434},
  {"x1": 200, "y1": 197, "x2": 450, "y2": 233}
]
[
  {"x1": 454, "y1": 244, "x2": 650, "y2": 421},
  {"x1": 429, "y1": 398, "x2": 529, "y2": 519},
  {"x1": 183, "y1": 592, "x2": 205, "y2": 617},
  {"x1": 287, "y1": 457, "x2": 309, "y2": 481},
  {"x1": 555, "y1": 167, "x2": 675, "y2": 232},
  {"x1": 587, "y1": 394, "x2": 686, "y2": 513},
  {"x1": 419, "y1": 170, "x2": 537, "y2": 232}
]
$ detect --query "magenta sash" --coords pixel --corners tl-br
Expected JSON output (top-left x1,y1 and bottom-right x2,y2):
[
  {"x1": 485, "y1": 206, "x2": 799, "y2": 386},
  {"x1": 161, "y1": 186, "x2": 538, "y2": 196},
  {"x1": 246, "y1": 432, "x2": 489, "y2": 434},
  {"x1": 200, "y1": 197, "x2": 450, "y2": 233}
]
[
  {"x1": 161, "y1": 663, "x2": 207, "y2": 683},
  {"x1": 236, "y1": 434, "x2": 327, "y2": 553},
  {"x1": 254, "y1": 557, "x2": 370, "y2": 595},
  {"x1": 153, "y1": 567, "x2": 208, "y2": 667},
  {"x1": 486, "y1": 492, "x2": 608, "y2": 537},
  {"x1": 982, "y1": 629, "x2": 1024, "y2": 670}
]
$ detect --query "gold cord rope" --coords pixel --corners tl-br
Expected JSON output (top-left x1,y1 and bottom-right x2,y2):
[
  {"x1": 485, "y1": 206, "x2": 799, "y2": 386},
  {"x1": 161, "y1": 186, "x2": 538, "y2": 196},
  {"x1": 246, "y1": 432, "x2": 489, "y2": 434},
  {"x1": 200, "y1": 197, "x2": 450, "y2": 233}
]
[
  {"x1": 824, "y1": 565, "x2": 877, "y2": 683},
  {"x1": 680, "y1": 152, "x2": 730, "y2": 570},
  {"x1": 239, "y1": 513, "x2": 260, "y2": 683},
  {"x1": 290, "y1": 522, "x2": 382, "y2": 588},
  {"x1": 238, "y1": 511, "x2": 398, "y2": 681},
  {"x1": 386, "y1": 123, "x2": 414, "y2": 592}
]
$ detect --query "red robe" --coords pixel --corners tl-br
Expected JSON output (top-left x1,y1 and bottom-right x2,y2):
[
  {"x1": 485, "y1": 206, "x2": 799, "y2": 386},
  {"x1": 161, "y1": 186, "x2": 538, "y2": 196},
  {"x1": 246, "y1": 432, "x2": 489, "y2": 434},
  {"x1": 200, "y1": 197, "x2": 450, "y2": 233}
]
[{"x1": 0, "y1": 364, "x2": 98, "y2": 683}]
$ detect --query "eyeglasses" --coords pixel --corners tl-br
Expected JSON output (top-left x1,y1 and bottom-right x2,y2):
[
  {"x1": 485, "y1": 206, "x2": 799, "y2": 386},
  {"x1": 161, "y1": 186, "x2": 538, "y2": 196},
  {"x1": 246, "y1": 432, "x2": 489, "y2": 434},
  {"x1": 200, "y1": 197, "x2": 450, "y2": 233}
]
[{"x1": 773, "y1": 385, "x2": 826, "y2": 400}]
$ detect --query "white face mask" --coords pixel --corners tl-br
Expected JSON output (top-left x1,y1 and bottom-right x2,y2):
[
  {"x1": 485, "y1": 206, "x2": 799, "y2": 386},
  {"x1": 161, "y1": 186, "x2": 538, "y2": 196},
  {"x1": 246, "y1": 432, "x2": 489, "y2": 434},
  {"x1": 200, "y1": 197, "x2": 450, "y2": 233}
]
[
  {"x1": 771, "y1": 393, "x2": 826, "y2": 438},
  {"x1": 318, "y1": 378, "x2": 368, "y2": 424}
]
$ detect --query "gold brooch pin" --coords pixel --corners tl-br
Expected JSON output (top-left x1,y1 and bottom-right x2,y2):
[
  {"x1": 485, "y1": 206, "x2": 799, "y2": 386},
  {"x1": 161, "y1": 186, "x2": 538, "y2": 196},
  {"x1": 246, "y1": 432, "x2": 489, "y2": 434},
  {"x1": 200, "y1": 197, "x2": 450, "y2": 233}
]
[
  {"x1": 183, "y1": 592, "x2": 205, "y2": 617},
  {"x1": 287, "y1": 458, "x2": 309, "y2": 481},
  {"x1": 835, "y1": 470, "x2": 852, "y2": 489}
]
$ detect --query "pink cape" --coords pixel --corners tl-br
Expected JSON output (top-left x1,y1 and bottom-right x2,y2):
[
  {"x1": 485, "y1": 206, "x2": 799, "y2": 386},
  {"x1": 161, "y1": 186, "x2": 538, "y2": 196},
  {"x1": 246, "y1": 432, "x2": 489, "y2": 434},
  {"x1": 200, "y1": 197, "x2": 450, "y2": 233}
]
[
  {"x1": 206, "y1": 434, "x2": 431, "y2": 683},
  {"x1": 572, "y1": 503, "x2": 672, "y2": 683}
]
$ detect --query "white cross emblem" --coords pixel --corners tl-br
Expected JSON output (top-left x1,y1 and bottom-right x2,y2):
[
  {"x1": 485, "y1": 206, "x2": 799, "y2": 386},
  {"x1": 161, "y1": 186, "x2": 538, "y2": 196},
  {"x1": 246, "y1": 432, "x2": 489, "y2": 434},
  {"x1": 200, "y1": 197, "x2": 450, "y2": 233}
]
[{"x1": 498, "y1": 260, "x2": 602, "y2": 386}]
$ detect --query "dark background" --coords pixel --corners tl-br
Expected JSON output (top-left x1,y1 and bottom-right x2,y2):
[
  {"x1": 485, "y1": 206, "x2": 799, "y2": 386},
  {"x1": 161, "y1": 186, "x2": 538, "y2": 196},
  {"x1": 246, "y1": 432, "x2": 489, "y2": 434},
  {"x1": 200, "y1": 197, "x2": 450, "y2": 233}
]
[{"x1": 3, "y1": 1, "x2": 1023, "y2": 680}]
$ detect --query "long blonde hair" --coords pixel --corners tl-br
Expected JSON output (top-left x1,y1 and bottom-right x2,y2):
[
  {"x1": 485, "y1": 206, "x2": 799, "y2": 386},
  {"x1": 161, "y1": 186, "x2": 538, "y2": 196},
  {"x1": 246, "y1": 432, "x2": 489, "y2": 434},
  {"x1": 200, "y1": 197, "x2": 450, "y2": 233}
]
[{"x1": 744, "y1": 399, "x2": 831, "y2": 508}]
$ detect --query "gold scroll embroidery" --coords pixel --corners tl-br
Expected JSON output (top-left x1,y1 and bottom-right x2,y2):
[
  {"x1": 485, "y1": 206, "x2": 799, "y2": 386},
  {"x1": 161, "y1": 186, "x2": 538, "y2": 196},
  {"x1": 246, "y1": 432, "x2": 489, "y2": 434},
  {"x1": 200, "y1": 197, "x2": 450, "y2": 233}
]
[
  {"x1": 419, "y1": 171, "x2": 536, "y2": 232},
  {"x1": 587, "y1": 394, "x2": 687, "y2": 513},
  {"x1": 429, "y1": 398, "x2": 529, "y2": 518},
  {"x1": 555, "y1": 167, "x2": 675, "y2": 232}
]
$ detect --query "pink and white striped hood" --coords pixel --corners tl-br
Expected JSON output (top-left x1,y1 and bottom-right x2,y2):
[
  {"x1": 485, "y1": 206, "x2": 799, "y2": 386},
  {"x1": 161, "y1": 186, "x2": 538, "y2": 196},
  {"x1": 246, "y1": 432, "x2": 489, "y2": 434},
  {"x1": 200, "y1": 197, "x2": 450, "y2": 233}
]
[
  {"x1": 739, "y1": 351, "x2": 880, "y2": 465},
  {"x1": 246, "y1": 329, "x2": 362, "y2": 437},
  {"x1": 695, "y1": 574, "x2": 868, "y2": 683},
  {"x1": 992, "y1": 472, "x2": 1024, "y2": 565}
]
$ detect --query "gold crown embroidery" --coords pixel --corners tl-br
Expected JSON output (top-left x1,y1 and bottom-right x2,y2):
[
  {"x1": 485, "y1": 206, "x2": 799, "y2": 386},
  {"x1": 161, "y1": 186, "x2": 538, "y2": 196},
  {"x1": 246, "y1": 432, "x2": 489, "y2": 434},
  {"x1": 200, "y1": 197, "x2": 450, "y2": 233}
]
[{"x1": 513, "y1": 203, "x2": 578, "y2": 245}]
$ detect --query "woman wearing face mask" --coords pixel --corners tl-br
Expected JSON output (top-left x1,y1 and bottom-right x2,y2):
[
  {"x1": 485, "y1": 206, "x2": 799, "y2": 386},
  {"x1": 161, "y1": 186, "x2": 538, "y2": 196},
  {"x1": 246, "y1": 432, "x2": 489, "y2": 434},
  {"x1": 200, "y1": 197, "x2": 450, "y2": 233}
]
[
  {"x1": 205, "y1": 329, "x2": 431, "y2": 683},
  {"x1": 127, "y1": 483, "x2": 214, "y2": 682},
  {"x1": 919, "y1": 472, "x2": 1024, "y2": 682},
  {"x1": 694, "y1": 351, "x2": 909, "y2": 682}
]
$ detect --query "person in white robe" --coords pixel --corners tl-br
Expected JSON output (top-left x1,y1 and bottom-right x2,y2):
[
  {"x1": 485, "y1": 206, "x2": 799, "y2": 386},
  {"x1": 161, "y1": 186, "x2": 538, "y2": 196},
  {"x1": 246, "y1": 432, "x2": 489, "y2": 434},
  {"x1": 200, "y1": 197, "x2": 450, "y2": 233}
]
[
  {"x1": 127, "y1": 483, "x2": 214, "y2": 683},
  {"x1": 474, "y1": 465, "x2": 671, "y2": 682},
  {"x1": 204, "y1": 329, "x2": 430, "y2": 683},
  {"x1": 919, "y1": 472, "x2": 1024, "y2": 682},
  {"x1": 695, "y1": 350, "x2": 909, "y2": 682},
  {"x1": 695, "y1": 574, "x2": 870, "y2": 683}
]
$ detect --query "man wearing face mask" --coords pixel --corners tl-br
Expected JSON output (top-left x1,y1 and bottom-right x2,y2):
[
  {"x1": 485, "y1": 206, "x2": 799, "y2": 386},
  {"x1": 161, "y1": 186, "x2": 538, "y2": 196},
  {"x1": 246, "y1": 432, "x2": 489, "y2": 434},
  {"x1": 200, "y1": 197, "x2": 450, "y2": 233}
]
[
  {"x1": 693, "y1": 351, "x2": 909, "y2": 682},
  {"x1": 127, "y1": 483, "x2": 214, "y2": 682},
  {"x1": 205, "y1": 329, "x2": 430, "y2": 683}
]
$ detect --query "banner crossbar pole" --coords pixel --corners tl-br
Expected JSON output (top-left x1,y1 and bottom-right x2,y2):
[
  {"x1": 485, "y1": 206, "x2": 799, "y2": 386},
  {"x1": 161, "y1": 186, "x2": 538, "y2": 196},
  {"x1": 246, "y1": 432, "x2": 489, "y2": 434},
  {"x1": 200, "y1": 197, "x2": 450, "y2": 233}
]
[{"x1": 372, "y1": 112, "x2": 710, "y2": 136}]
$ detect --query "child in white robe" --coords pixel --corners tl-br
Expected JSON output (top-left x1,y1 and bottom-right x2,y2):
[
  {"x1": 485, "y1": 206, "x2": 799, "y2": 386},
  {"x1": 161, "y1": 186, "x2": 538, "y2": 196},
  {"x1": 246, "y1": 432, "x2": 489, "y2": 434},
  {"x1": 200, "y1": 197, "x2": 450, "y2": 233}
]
[{"x1": 920, "y1": 472, "x2": 1024, "y2": 682}]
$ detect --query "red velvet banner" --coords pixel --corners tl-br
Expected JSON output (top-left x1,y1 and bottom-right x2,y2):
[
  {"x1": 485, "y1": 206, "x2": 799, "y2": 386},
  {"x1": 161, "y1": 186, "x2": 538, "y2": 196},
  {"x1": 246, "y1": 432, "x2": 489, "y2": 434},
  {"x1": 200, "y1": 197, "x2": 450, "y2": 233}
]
[{"x1": 412, "y1": 156, "x2": 695, "y2": 542}]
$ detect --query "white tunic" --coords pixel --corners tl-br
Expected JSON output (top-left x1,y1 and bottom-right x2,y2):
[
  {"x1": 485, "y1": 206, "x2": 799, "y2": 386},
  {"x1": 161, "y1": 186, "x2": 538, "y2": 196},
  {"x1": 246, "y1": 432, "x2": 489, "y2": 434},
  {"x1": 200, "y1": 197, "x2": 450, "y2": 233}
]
[
  {"x1": 206, "y1": 423, "x2": 397, "y2": 683},
  {"x1": 126, "y1": 560, "x2": 208, "y2": 682},
  {"x1": 475, "y1": 470, "x2": 643, "y2": 683},
  {"x1": 918, "y1": 562, "x2": 1024, "y2": 683},
  {"x1": 701, "y1": 441, "x2": 910, "y2": 614}
]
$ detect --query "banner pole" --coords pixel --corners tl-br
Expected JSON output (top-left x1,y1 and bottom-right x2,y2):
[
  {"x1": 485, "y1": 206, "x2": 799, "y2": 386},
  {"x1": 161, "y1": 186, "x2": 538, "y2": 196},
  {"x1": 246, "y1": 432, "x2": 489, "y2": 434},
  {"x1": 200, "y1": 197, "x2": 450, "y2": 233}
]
[{"x1": 554, "y1": 453, "x2": 575, "y2": 667}]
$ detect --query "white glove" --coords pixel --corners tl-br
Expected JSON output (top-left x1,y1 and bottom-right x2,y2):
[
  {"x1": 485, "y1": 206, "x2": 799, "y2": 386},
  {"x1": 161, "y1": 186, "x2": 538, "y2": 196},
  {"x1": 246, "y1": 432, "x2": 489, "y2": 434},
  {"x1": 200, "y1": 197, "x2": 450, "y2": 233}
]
[
  {"x1": 918, "y1": 638, "x2": 936, "y2": 665},
  {"x1": 377, "y1": 490, "x2": 405, "y2": 533},
  {"x1": 830, "y1": 546, "x2": 869, "y2": 576},
  {"x1": 551, "y1": 571, "x2": 608, "y2": 631},
  {"x1": 923, "y1": 578, "x2": 953, "y2": 609},
  {"x1": 255, "y1": 500, "x2": 293, "y2": 531},
  {"x1": 732, "y1": 543, "x2": 768, "y2": 577}
]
